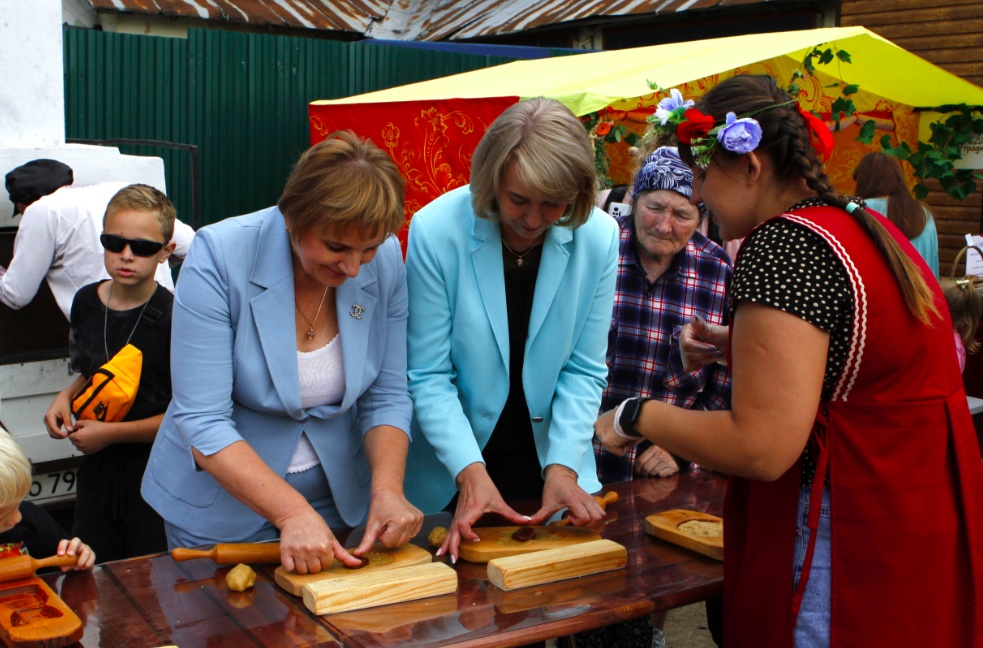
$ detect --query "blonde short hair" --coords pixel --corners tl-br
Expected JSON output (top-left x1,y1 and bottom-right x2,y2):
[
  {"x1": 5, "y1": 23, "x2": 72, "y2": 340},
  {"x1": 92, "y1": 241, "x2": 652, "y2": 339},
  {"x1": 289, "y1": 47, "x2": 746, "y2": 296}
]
[
  {"x1": 470, "y1": 97, "x2": 596, "y2": 230},
  {"x1": 104, "y1": 184, "x2": 177, "y2": 243},
  {"x1": 0, "y1": 430, "x2": 32, "y2": 509},
  {"x1": 278, "y1": 131, "x2": 406, "y2": 244}
]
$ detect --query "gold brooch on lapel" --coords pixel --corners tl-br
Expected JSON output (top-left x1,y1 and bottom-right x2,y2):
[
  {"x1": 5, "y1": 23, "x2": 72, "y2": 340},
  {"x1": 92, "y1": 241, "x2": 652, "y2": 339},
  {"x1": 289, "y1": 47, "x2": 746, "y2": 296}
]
[{"x1": 349, "y1": 304, "x2": 365, "y2": 319}]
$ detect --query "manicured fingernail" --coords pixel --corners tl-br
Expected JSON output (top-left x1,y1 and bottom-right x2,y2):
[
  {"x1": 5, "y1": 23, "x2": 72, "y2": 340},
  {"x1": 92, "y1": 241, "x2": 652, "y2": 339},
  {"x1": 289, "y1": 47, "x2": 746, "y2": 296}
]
[
  {"x1": 435, "y1": 547, "x2": 443, "y2": 556},
  {"x1": 451, "y1": 555, "x2": 457, "y2": 565},
  {"x1": 521, "y1": 516, "x2": 531, "y2": 521}
]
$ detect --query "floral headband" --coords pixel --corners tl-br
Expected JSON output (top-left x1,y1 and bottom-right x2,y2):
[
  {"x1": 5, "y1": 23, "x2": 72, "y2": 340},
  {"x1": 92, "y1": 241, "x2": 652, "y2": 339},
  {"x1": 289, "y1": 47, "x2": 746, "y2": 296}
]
[{"x1": 651, "y1": 88, "x2": 832, "y2": 168}]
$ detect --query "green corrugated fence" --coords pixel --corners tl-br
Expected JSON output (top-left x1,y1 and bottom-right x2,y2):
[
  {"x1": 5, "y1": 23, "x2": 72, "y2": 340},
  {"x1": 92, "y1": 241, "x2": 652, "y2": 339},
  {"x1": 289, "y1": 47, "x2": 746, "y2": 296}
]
[{"x1": 64, "y1": 26, "x2": 515, "y2": 229}]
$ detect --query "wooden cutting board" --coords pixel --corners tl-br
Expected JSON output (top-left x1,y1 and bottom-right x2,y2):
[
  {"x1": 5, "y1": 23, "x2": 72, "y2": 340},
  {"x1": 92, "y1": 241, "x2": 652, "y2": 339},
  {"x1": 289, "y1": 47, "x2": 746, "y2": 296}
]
[
  {"x1": 328, "y1": 593, "x2": 457, "y2": 634},
  {"x1": 457, "y1": 526, "x2": 601, "y2": 563},
  {"x1": 303, "y1": 562, "x2": 458, "y2": 615},
  {"x1": 0, "y1": 576, "x2": 84, "y2": 648},
  {"x1": 487, "y1": 539, "x2": 627, "y2": 590},
  {"x1": 645, "y1": 509, "x2": 724, "y2": 561},
  {"x1": 274, "y1": 543, "x2": 432, "y2": 596}
]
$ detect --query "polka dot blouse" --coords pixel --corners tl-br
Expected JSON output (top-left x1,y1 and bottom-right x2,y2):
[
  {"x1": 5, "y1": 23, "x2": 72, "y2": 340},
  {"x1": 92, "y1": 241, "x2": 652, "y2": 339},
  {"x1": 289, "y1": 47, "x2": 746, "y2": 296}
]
[{"x1": 731, "y1": 203, "x2": 855, "y2": 485}]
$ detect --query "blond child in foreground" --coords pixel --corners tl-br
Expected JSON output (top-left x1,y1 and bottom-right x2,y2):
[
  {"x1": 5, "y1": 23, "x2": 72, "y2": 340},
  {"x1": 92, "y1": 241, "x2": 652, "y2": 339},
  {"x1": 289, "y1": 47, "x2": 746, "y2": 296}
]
[{"x1": 0, "y1": 429, "x2": 94, "y2": 570}]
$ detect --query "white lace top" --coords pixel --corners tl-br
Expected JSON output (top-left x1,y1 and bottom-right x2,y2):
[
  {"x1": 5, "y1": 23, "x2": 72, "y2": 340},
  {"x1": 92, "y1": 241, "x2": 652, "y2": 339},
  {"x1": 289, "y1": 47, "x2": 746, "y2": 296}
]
[{"x1": 288, "y1": 334, "x2": 344, "y2": 473}]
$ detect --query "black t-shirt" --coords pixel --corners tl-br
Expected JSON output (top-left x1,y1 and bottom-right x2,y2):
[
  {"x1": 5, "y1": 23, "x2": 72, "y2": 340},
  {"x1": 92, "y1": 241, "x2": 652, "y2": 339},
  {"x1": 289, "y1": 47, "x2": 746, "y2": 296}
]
[
  {"x1": 69, "y1": 281, "x2": 173, "y2": 422},
  {"x1": 0, "y1": 501, "x2": 67, "y2": 560}
]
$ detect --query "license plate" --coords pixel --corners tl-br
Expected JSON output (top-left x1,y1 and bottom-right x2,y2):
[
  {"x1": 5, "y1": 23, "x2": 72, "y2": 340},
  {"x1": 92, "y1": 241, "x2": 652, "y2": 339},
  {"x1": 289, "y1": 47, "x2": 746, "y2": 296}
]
[{"x1": 25, "y1": 469, "x2": 77, "y2": 505}]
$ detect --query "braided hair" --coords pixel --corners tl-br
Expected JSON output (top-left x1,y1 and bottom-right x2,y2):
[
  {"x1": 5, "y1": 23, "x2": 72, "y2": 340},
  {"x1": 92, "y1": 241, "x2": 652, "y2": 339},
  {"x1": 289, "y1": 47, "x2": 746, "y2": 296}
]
[{"x1": 678, "y1": 75, "x2": 939, "y2": 325}]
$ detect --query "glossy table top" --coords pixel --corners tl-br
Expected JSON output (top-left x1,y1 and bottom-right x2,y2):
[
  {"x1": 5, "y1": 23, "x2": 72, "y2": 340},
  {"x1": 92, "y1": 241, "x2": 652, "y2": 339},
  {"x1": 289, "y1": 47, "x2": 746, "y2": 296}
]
[{"x1": 41, "y1": 471, "x2": 725, "y2": 647}]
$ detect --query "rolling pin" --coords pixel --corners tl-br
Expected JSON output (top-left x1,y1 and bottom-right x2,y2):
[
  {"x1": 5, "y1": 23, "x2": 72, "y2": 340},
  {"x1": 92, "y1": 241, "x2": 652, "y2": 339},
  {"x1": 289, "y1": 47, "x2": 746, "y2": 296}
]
[
  {"x1": 171, "y1": 543, "x2": 282, "y2": 565},
  {"x1": 551, "y1": 491, "x2": 619, "y2": 527},
  {"x1": 0, "y1": 554, "x2": 77, "y2": 584}
]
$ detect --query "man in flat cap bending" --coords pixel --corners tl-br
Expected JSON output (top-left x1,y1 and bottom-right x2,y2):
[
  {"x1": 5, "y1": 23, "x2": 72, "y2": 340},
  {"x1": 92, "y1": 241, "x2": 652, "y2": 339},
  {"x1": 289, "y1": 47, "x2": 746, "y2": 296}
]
[{"x1": 0, "y1": 159, "x2": 194, "y2": 320}]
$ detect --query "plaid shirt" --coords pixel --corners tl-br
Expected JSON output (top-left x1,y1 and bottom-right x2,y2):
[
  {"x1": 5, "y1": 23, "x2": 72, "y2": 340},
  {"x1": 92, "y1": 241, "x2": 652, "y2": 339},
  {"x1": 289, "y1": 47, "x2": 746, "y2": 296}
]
[{"x1": 594, "y1": 215, "x2": 733, "y2": 483}]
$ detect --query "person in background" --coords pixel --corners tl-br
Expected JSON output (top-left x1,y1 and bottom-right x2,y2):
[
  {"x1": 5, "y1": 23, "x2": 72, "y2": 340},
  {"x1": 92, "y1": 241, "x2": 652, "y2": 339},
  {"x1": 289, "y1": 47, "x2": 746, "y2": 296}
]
[
  {"x1": 142, "y1": 132, "x2": 421, "y2": 573},
  {"x1": 0, "y1": 159, "x2": 194, "y2": 320},
  {"x1": 854, "y1": 151, "x2": 939, "y2": 277},
  {"x1": 44, "y1": 185, "x2": 177, "y2": 562},
  {"x1": 593, "y1": 146, "x2": 731, "y2": 648},
  {"x1": 595, "y1": 146, "x2": 732, "y2": 484},
  {"x1": 940, "y1": 277, "x2": 982, "y2": 372},
  {"x1": 0, "y1": 429, "x2": 94, "y2": 570},
  {"x1": 595, "y1": 74, "x2": 983, "y2": 648},
  {"x1": 404, "y1": 97, "x2": 618, "y2": 564}
]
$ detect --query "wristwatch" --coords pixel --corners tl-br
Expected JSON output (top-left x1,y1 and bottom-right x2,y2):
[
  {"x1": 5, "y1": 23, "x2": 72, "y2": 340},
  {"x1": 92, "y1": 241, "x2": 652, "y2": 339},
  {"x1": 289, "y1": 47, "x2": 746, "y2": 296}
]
[{"x1": 618, "y1": 397, "x2": 651, "y2": 439}]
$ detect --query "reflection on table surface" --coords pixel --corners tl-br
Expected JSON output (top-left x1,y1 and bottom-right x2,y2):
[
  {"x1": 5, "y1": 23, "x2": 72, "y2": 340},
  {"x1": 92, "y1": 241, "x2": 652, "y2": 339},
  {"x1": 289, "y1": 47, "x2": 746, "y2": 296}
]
[{"x1": 43, "y1": 470, "x2": 726, "y2": 647}]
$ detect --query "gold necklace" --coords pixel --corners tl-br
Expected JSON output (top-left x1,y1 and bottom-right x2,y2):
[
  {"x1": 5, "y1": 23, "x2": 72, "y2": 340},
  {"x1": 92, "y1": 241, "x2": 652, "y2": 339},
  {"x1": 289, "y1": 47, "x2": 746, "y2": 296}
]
[
  {"x1": 296, "y1": 286, "x2": 330, "y2": 340},
  {"x1": 501, "y1": 239, "x2": 539, "y2": 267}
]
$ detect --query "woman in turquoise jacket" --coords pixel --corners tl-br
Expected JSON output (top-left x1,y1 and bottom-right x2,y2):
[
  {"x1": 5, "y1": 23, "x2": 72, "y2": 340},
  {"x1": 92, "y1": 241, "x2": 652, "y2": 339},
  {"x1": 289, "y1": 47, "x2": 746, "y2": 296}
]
[
  {"x1": 404, "y1": 98, "x2": 619, "y2": 562},
  {"x1": 854, "y1": 151, "x2": 939, "y2": 277}
]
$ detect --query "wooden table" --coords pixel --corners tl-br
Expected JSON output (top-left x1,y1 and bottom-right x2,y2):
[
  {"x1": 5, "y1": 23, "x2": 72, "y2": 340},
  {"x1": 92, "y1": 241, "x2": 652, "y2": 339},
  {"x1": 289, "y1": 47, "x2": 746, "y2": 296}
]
[{"x1": 40, "y1": 471, "x2": 725, "y2": 647}]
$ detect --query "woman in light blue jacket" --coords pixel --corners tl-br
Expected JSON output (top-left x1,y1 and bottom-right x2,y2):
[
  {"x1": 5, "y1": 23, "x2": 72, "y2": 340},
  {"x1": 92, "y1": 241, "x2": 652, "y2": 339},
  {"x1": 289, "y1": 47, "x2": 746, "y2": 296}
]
[
  {"x1": 404, "y1": 98, "x2": 619, "y2": 562},
  {"x1": 142, "y1": 132, "x2": 422, "y2": 573}
]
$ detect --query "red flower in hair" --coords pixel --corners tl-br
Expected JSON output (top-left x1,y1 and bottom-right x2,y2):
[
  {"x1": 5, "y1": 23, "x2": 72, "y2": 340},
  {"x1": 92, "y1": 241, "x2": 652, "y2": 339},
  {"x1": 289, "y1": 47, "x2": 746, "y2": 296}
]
[
  {"x1": 796, "y1": 106, "x2": 834, "y2": 162},
  {"x1": 596, "y1": 122, "x2": 612, "y2": 136},
  {"x1": 676, "y1": 108, "x2": 717, "y2": 144}
]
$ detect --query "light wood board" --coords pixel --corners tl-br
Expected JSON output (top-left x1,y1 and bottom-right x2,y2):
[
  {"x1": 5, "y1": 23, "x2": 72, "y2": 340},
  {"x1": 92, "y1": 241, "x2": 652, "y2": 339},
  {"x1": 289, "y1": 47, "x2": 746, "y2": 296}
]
[
  {"x1": 302, "y1": 562, "x2": 458, "y2": 615},
  {"x1": 275, "y1": 543, "x2": 432, "y2": 596},
  {"x1": 645, "y1": 509, "x2": 724, "y2": 561},
  {"x1": 458, "y1": 526, "x2": 601, "y2": 563},
  {"x1": 487, "y1": 539, "x2": 627, "y2": 590}
]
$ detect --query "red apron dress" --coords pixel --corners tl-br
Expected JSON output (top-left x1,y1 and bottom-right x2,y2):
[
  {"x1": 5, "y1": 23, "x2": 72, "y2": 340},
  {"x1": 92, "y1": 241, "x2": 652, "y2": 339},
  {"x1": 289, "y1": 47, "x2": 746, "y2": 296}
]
[{"x1": 723, "y1": 206, "x2": 983, "y2": 648}]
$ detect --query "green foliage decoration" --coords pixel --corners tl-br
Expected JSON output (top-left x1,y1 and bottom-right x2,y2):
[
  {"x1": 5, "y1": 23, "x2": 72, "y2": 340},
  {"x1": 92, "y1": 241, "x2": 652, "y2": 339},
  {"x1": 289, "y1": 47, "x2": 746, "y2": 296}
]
[
  {"x1": 582, "y1": 110, "x2": 640, "y2": 189},
  {"x1": 877, "y1": 105, "x2": 983, "y2": 200}
]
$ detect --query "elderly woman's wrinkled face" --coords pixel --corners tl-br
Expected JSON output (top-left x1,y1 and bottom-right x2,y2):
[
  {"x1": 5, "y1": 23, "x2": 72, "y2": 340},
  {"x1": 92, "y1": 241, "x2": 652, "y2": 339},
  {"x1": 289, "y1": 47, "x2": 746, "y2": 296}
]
[
  {"x1": 632, "y1": 189, "x2": 701, "y2": 262},
  {"x1": 496, "y1": 163, "x2": 569, "y2": 250},
  {"x1": 292, "y1": 224, "x2": 386, "y2": 287}
]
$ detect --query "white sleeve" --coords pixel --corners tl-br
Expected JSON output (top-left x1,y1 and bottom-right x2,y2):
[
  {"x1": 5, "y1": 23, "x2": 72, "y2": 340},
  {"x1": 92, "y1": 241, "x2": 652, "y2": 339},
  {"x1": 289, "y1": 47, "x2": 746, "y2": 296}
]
[
  {"x1": 0, "y1": 209, "x2": 56, "y2": 310},
  {"x1": 170, "y1": 218, "x2": 195, "y2": 261}
]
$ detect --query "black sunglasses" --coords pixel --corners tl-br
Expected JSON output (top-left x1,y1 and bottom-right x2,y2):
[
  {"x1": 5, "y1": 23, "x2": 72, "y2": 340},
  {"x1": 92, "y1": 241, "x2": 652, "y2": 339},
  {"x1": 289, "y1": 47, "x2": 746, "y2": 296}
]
[{"x1": 99, "y1": 233, "x2": 166, "y2": 257}]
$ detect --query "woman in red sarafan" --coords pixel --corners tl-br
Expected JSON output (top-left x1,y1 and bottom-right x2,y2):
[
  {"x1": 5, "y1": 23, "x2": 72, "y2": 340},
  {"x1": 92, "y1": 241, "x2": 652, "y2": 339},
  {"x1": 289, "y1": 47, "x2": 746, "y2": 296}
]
[{"x1": 595, "y1": 74, "x2": 983, "y2": 648}]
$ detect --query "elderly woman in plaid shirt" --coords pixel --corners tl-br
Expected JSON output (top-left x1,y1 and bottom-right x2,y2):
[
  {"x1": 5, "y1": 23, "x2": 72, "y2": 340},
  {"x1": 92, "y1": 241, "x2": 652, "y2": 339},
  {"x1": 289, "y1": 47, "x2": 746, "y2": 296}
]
[{"x1": 594, "y1": 147, "x2": 733, "y2": 484}]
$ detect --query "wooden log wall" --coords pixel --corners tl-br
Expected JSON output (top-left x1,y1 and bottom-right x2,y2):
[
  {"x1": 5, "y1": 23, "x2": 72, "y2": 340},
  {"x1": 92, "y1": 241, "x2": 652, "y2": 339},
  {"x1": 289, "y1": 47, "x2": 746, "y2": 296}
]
[{"x1": 840, "y1": 0, "x2": 983, "y2": 271}]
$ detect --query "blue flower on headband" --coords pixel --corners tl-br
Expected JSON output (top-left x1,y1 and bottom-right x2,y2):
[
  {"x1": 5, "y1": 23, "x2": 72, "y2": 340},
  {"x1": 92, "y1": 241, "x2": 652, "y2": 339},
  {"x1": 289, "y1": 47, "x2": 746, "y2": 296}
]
[
  {"x1": 716, "y1": 112, "x2": 763, "y2": 155},
  {"x1": 654, "y1": 89, "x2": 695, "y2": 126}
]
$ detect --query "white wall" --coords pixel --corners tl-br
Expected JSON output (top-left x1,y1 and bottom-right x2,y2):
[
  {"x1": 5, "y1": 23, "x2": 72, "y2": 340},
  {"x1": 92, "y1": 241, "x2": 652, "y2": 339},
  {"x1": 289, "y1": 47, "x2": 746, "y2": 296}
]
[{"x1": 0, "y1": 0, "x2": 65, "y2": 148}]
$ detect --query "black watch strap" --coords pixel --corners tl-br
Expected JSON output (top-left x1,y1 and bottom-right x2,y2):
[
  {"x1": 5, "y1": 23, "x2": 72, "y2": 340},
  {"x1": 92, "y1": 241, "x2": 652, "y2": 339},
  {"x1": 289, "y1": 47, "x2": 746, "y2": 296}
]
[{"x1": 619, "y1": 397, "x2": 651, "y2": 438}]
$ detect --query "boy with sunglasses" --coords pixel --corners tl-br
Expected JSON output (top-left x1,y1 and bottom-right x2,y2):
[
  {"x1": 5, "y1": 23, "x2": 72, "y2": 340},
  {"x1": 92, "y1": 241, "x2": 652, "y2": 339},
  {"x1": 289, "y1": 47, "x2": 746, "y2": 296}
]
[
  {"x1": 43, "y1": 184, "x2": 175, "y2": 562},
  {"x1": 1, "y1": 160, "x2": 194, "y2": 321}
]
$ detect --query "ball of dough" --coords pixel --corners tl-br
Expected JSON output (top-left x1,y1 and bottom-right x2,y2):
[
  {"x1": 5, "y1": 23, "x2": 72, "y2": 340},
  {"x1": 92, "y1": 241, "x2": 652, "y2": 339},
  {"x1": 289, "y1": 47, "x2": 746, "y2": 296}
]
[
  {"x1": 226, "y1": 563, "x2": 257, "y2": 592},
  {"x1": 428, "y1": 526, "x2": 448, "y2": 548}
]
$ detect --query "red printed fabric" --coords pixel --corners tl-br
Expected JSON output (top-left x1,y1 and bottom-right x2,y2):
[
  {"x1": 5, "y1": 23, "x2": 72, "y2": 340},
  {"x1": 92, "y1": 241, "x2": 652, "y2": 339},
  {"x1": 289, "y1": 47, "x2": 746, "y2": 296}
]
[{"x1": 309, "y1": 97, "x2": 519, "y2": 253}]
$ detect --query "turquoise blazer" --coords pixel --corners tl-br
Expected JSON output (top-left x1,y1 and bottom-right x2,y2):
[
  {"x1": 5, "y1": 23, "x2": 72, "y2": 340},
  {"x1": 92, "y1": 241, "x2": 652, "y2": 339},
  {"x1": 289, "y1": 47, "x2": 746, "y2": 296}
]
[
  {"x1": 404, "y1": 186, "x2": 618, "y2": 514},
  {"x1": 141, "y1": 207, "x2": 412, "y2": 541}
]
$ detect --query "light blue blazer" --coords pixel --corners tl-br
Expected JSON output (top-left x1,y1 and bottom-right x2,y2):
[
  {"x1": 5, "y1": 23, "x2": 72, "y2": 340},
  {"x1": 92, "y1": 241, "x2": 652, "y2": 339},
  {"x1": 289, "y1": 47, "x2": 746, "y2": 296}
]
[
  {"x1": 141, "y1": 207, "x2": 412, "y2": 541},
  {"x1": 404, "y1": 186, "x2": 618, "y2": 514}
]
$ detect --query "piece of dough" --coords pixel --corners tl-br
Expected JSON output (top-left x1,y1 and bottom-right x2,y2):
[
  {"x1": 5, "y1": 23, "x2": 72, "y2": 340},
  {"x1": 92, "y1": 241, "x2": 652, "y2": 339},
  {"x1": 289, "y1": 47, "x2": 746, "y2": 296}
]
[
  {"x1": 428, "y1": 526, "x2": 448, "y2": 548},
  {"x1": 677, "y1": 519, "x2": 723, "y2": 538},
  {"x1": 226, "y1": 563, "x2": 257, "y2": 592}
]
